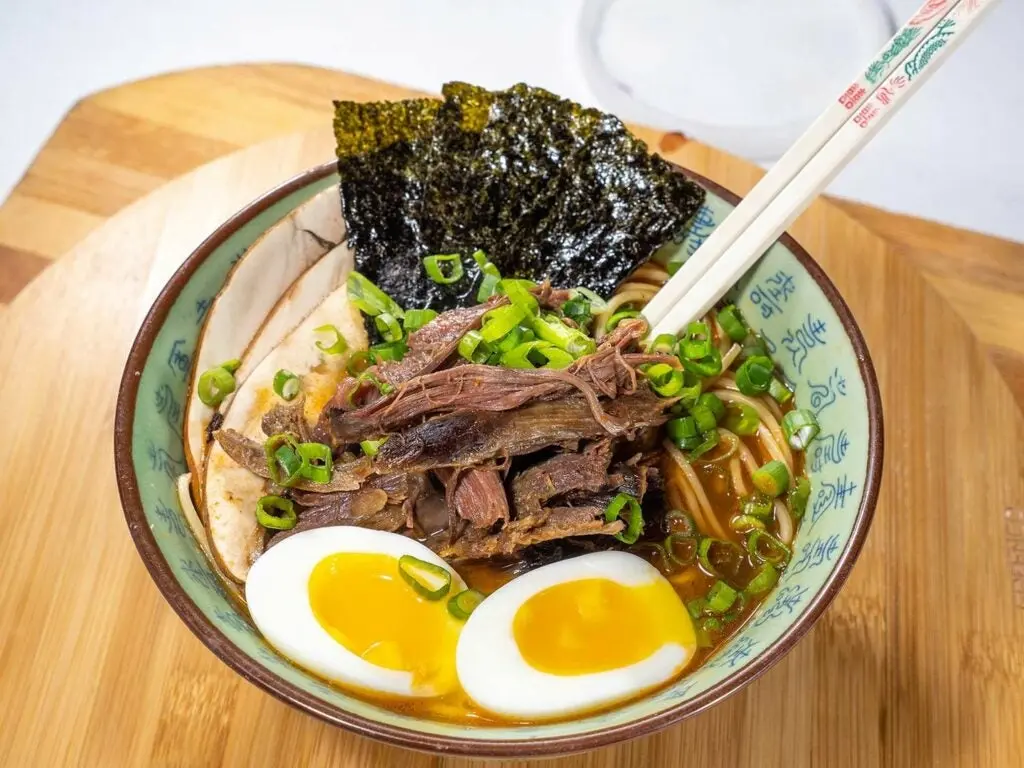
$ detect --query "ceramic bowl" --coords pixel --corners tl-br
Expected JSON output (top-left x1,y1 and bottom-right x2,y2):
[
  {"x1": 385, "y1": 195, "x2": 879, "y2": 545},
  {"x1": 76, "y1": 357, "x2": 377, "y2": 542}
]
[{"x1": 115, "y1": 161, "x2": 883, "y2": 757}]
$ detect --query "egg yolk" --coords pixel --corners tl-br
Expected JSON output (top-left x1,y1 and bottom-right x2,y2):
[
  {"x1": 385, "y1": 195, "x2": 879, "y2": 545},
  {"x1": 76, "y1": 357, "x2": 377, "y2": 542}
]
[
  {"x1": 512, "y1": 577, "x2": 695, "y2": 675},
  {"x1": 308, "y1": 552, "x2": 460, "y2": 690}
]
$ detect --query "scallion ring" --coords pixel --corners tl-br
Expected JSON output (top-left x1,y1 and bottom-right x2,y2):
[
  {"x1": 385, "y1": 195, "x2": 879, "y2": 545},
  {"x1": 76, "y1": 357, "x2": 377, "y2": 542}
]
[
  {"x1": 752, "y1": 460, "x2": 790, "y2": 497},
  {"x1": 498, "y1": 279, "x2": 539, "y2": 315},
  {"x1": 403, "y1": 308, "x2": 438, "y2": 334},
  {"x1": 647, "y1": 333, "x2": 677, "y2": 355},
  {"x1": 347, "y1": 272, "x2": 404, "y2": 318},
  {"x1": 373, "y1": 313, "x2": 404, "y2": 343},
  {"x1": 264, "y1": 433, "x2": 303, "y2": 487},
  {"x1": 480, "y1": 305, "x2": 528, "y2": 343},
  {"x1": 716, "y1": 305, "x2": 747, "y2": 342},
  {"x1": 272, "y1": 369, "x2": 300, "y2": 401},
  {"x1": 688, "y1": 428, "x2": 720, "y2": 460},
  {"x1": 197, "y1": 365, "x2": 236, "y2": 407},
  {"x1": 782, "y1": 409, "x2": 820, "y2": 450},
  {"x1": 788, "y1": 477, "x2": 812, "y2": 520},
  {"x1": 747, "y1": 529, "x2": 791, "y2": 566},
  {"x1": 360, "y1": 438, "x2": 387, "y2": 458},
  {"x1": 605, "y1": 309, "x2": 641, "y2": 332},
  {"x1": 730, "y1": 514, "x2": 766, "y2": 533},
  {"x1": 398, "y1": 555, "x2": 452, "y2": 600},
  {"x1": 604, "y1": 492, "x2": 644, "y2": 545},
  {"x1": 458, "y1": 330, "x2": 492, "y2": 364},
  {"x1": 664, "y1": 533, "x2": 697, "y2": 567},
  {"x1": 346, "y1": 350, "x2": 373, "y2": 377},
  {"x1": 745, "y1": 562, "x2": 779, "y2": 595},
  {"x1": 423, "y1": 254, "x2": 464, "y2": 285},
  {"x1": 705, "y1": 580, "x2": 738, "y2": 614},
  {"x1": 255, "y1": 495, "x2": 297, "y2": 530},
  {"x1": 646, "y1": 363, "x2": 685, "y2": 397},
  {"x1": 370, "y1": 341, "x2": 407, "y2": 363},
  {"x1": 724, "y1": 402, "x2": 760, "y2": 436},
  {"x1": 314, "y1": 324, "x2": 348, "y2": 355},
  {"x1": 297, "y1": 442, "x2": 333, "y2": 484},
  {"x1": 447, "y1": 589, "x2": 485, "y2": 620},
  {"x1": 735, "y1": 355, "x2": 774, "y2": 395}
]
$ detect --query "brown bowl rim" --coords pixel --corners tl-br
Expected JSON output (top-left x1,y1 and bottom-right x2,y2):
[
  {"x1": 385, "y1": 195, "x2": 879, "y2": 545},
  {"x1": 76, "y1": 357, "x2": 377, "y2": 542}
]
[{"x1": 114, "y1": 160, "x2": 884, "y2": 758}]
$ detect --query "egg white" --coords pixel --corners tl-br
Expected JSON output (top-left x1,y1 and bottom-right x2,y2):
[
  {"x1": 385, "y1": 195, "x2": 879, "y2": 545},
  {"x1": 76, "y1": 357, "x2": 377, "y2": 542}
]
[
  {"x1": 456, "y1": 551, "x2": 695, "y2": 720},
  {"x1": 246, "y1": 527, "x2": 466, "y2": 698}
]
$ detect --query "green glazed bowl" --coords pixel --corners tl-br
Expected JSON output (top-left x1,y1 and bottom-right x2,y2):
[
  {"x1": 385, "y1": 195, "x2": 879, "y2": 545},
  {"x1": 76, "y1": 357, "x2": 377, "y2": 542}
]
[{"x1": 115, "y1": 162, "x2": 883, "y2": 757}]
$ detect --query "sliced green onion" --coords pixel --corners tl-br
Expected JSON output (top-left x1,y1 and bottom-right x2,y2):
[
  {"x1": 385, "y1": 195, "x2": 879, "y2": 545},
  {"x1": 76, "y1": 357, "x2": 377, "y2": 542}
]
[
  {"x1": 717, "y1": 305, "x2": 747, "y2": 342},
  {"x1": 735, "y1": 355, "x2": 774, "y2": 395},
  {"x1": 532, "y1": 314, "x2": 595, "y2": 357},
  {"x1": 647, "y1": 333, "x2": 677, "y2": 355},
  {"x1": 666, "y1": 416, "x2": 700, "y2": 451},
  {"x1": 604, "y1": 493, "x2": 644, "y2": 545},
  {"x1": 769, "y1": 378, "x2": 794, "y2": 405},
  {"x1": 314, "y1": 324, "x2": 348, "y2": 355},
  {"x1": 706, "y1": 580, "x2": 738, "y2": 614},
  {"x1": 689, "y1": 429, "x2": 720, "y2": 459},
  {"x1": 297, "y1": 442, "x2": 333, "y2": 484},
  {"x1": 571, "y1": 287, "x2": 608, "y2": 311},
  {"x1": 679, "y1": 322, "x2": 712, "y2": 360},
  {"x1": 272, "y1": 369, "x2": 300, "y2": 401},
  {"x1": 403, "y1": 308, "x2": 438, "y2": 334},
  {"x1": 255, "y1": 495, "x2": 297, "y2": 530},
  {"x1": 697, "y1": 537, "x2": 745, "y2": 583},
  {"x1": 605, "y1": 309, "x2": 641, "y2": 332},
  {"x1": 681, "y1": 346, "x2": 722, "y2": 378},
  {"x1": 782, "y1": 409, "x2": 820, "y2": 450},
  {"x1": 493, "y1": 325, "x2": 526, "y2": 354},
  {"x1": 422, "y1": 254, "x2": 464, "y2": 284},
  {"x1": 665, "y1": 509, "x2": 698, "y2": 536},
  {"x1": 686, "y1": 597, "x2": 707, "y2": 619},
  {"x1": 370, "y1": 341, "x2": 407, "y2": 362},
  {"x1": 678, "y1": 370, "x2": 703, "y2": 408},
  {"x1": 346, "y1": 350, "x2": 373, "y2": 377},
  {"x1": 447, "y1": 589, "x2": 485, "y2": 620},
  {"x1": 498, "y1": 279, "x2": 539, "y2": 315},
  {"x1": 740, "y1": 332, "x2": 770, "y2": 361},
  {"x1": 664, "y1": 533, "x2": 697, "y2": 567},
  {"x1": 480, "y1": 305, "x2": 528, "y2": 343},
  {"x1": 788, "y1": 477, "x2": 812, "y2": 520},
  {"x1": 360, "y1": 438, "x2": 387, "y2": 457},
  {"x1": 747, "y1": 529, "x2": 792, "y2": 566},
  {"x1": 697, "y1": 392, "x2": 725, "y2": 422},
  {"x1": 745, "y1": 562, "x2": 779, "y2": 596},
  {"x1": 475, "y1": 251, "x2": 502, "y2": 302},
  {"x1": 373, "y1": 313, "x2": 404, "y2": 343},
  {"x1": 560, "y1": 296, "x2": 592, "y2": 328},
  {"x1": 197, "y1": 365, "x2": 236, "y2": 407},
  {"x1": 752, "y1": 460, "x2": 790, "y2": 497},
  {"x1": 458, "y1": 330, "x2": 492, "y2": 364},
  {"x1": 264, "y1": 433, "x2": 302, "y2": 487},
  {"x1": 398, "y1": 555, "x2": 452, "y2": 600},
  {"x1": 724, "y1": 402, "x2": 760, "y2": 436},
  {"x1": 690, "y1": 403, "x2": 717, "y2": 432},
  {"x1": 730, "y1": 514, "x2": 766, "y2": 533},
  {"x1": 220, "y1": 358, "x2": 241, "y2": 374},
  {"x1": 646, "y1": 363, "x2": 685, "y2": 397},
  {"x1": 347, "y1": 272, "x2": 404, "y2": 318},
  {"x1": 741, "y1": 494, "x2": 774, "y2": 520}
]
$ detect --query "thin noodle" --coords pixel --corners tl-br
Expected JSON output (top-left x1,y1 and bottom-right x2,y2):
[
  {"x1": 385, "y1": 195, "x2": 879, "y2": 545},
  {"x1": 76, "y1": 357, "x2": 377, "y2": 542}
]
[
  {"x1": 594, "y1": 287, "x2": 660, "y2": 339},
  {"x1": 664, "y1": 440, "x2": 730, "y2": 540},
  {"x1": 775, "y1": 498, "x2": 794, "y2": 545},
  {"x1": 707, "y1": 312, "x2": 730, "y2": 355},
  {"x1": 704, "y1": 343, "x2": 741, "y2": 387},
  {"x1": 694, "y1": 430, "x2": 739, "y2": 465},
  {"x1": 711, "y1": 389, "x2": 793, "y2": 470},
  {"x1": 760, "y1": 392, "x2": 784, "y2": 421},
  {"x1": 728, "y1": 456, "x2": 747, "y2": 496},
  {"x1": 627, "y1": 264, "x2": 670, "y2": 285}
]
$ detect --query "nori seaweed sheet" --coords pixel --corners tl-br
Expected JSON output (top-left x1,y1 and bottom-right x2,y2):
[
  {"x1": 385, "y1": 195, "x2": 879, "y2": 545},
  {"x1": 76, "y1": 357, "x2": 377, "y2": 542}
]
[{"x1": 333, "y1": 83, "x2": 705, "y2": 312}]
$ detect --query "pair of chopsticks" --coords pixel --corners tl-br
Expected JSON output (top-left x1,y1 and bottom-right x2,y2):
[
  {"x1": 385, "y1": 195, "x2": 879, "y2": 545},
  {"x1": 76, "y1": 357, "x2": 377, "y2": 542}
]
[{"x1": 644, "y1": 0, "x2": 999, "y2": 338}]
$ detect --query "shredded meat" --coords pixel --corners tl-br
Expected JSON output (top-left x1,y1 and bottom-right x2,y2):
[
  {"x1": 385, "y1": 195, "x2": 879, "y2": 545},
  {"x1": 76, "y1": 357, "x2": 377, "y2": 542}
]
[{"x1": 435, "y1": 468, "x2": 510, "y2": 529}]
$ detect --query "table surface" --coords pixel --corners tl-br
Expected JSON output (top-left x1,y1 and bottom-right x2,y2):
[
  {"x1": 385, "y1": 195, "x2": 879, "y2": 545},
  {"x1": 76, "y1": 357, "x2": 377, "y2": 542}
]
[{"x1": 1, "y1": 66, "x2": 1023, "y2": 767}]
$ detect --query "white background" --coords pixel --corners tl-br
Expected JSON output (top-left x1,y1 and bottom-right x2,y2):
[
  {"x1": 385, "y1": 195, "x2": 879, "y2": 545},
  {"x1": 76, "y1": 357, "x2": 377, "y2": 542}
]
[{"x1": 1, "y1": 0, "x2": 1021, "y2": 241}]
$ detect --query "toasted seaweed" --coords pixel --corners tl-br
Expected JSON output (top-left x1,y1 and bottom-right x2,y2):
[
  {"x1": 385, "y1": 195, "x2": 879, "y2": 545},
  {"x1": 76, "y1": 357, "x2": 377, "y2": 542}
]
[{"x1": 333, "y1": 83, "x2": 705, "y2": 312}]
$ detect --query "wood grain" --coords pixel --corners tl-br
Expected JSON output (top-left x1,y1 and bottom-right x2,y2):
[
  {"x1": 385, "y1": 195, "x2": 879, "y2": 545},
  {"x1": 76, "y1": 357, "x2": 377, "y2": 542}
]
[{"x1": 1, "y1": 68, "x2": 1023, "y2": 767}]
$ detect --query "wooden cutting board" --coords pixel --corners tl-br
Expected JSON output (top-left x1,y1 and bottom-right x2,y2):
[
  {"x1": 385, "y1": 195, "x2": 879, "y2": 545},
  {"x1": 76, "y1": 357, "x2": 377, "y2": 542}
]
[{"x1": 1, "y1": 66, "x2": 1023, "y2": 768}]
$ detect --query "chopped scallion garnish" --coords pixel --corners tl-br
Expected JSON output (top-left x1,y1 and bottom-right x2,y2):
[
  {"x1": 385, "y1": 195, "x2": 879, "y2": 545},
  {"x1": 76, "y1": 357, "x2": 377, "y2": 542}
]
[
  {"x1": 314, "y1": 324, "x2": 348, "y2": 355},
  {"x1": 402, "y1": 308, "x2": 438, "y2": 334},
  {"x1": 666, "y1": 416, "x2": 700, "y2": 450},
  {"x1": 370, "y1": 341, "x2": 407, "y2": 362},
  {"x1": 480, "y1": 305, "x2": 528, "y2": 343},
  {"x1": 360, "y1": 438, "x2": 387, "y2": 457},
  {"x1": 297, "y1": 442, "x2": 333, "y2": 484},
  {"x1": 724, "y1": 402, "x2": 760, "y2": 436},
  {"x1": 706, "y1": 580, "x2": 738, "y2": 614},
  {"x1": 605, "y1": 309, "x2": 641, "y2": 332},
  {"x1": 730, "y1": 514, "x2": 766, "y2": 533},
  {"x1": 689, "y1": 403, "x2": 717, "y2": 432},
  {"x1": 735, "y1": 355, "x2": 774, "y2": 395},
  {"x1": 664, "y1": 533, "x2": 697, "y2": 567},
  {"x1": 769, "y1": 377, "x2": 794, "y2": 404},
  {"x1": 745, "y1": 562, "x2": 779, "y2": 595},
  {"x1": 752, "y1": 460, "x2": 790, "y2": 497},
  {"x1": 532, "y1": 314, "x2": 595, "y2": 357},
  {"x1": 788, "y1": 477, "x2": 811, "y2": 520},
  {"x1": 781, "y1": 409, "x2": 820, "y2": 450},
  {"x1": 741, "y1": 493, "x2": 774, "y2": 520},
  {"x1": 398, "y1": 555, "x2": 452, "y2": 600},
  {"x1": 498, "y1": 279, "x2": 539, "y2": 315},
  {"x1": 447, "y1": 589, "x2": 485, "y2": 620},
  {"x1": 716, "y1": 305, "x2": 747, "y2": 342},
  {"x1": 255, "y1": 495, "x2": 297, "y2": 530},
  {"x1": 646, "y1": 363, "x2": 685, "y2": 397},
  {"x1": 682, "y1": 345, "x2": 723, "y2": 378},
  {"x1": 688, "y1": 428, "x2": 720, "y2": 459},
  {"x1": 346, "y1": 350, "x2": 373, "y2": 377},
  {"x1": 747, "y1": 529, "x2": 791, "y2": 566},
  {"x1": 347, "y1": 272, "x2": 404, "y2": 318},
  {"x1": 697, "y1": 392, "x2": 725, "y2": 422},
  {"x1": 272, "y1": 369, "x2": 300, "y2": 401},
  {"x1": 604, "y1": 492, "x2": 644, "y2": 544},
  {"x1": 458, "y1": 330, "x2": 492, "y2": 364},
  {"x1": 264, "y1": 433, "x2": 303, "y2": 487},
  {"x1": 197, "y1": 364, "x2": 237, "y2": 407},
  {"x1": 647, "y1": 333, "x2": 677, "y2": 355},
  {"x1": 373, "y1": 313, "x2": 404, "y2": 343},
  {"x1": 423, "y1": 254, "x2": 465, "y2": 285}
]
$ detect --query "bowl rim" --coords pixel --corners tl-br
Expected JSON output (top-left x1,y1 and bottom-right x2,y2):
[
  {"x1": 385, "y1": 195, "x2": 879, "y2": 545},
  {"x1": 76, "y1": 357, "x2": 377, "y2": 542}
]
[{"x1": 114, "y1": 160, "x2": 884, "y2": 758}]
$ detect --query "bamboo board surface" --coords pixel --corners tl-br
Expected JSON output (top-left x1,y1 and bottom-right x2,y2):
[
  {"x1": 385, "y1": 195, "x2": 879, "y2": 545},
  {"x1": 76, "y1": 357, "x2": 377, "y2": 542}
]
[{"x1": 1, "y1": 67, "x2": 1023, "y2": 767}]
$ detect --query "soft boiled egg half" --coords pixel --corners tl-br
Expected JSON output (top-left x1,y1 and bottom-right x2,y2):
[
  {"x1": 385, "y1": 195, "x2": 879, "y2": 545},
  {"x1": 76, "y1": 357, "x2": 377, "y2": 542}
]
[
  {"x1": 456, "y1": 551, "x2": 697, "y2": 720},
  {"x1": 246, "y1": 527, "x2": 466, "y2": 698}
]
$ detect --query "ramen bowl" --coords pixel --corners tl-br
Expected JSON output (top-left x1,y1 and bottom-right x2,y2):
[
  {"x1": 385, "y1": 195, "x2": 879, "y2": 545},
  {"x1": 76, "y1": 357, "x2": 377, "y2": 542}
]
[{"x1": 114, "y1": 161, "x2": 882, "y2": 757}]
